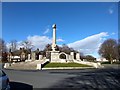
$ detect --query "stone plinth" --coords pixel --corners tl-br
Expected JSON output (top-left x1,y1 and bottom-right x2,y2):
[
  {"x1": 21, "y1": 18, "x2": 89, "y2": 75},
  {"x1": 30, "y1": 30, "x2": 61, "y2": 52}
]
[
  {"x1": 70, "y1": 52, "x2": 74, "y2": 60},
  {"x1": 76, "y1": 53, "x2": 80, "y2": 60},
  {"x1": 39, "y1": 55, "x2": 43, "y2": 60},
  {"x1": 21, "y1": 52, "x2": 26, "y2": 61},
  {"x1": 28, "y1": 54, "x2": 31, "y2": 60},
  {"x1": 31, "y1": 52, "x2": 36, "y2": 60},
  {"x1": 36, "y1": 64, "x2": 41, "y2": 70},
  {"x1": 50, "y1": 51, "x2": 60, "y2": 62}
]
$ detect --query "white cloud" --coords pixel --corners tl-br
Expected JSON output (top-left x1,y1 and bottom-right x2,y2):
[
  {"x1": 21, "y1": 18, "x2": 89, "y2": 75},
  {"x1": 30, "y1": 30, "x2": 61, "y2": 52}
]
[
  {"x1": 43, "y1": 28, "x2": 50, "y2": 34},
  {"x1": 16, "y1": 41, "x2": 24, "y2": 49},
  {"x1": 27, "y1": 35, "x2": 52, "y2": 50},
  {"x1": 6, "y1": 35, "x2": 52, "y2": 51},
  {"x1": 68, "y1": 32, "x2": 109, "y2": 56},
  {"x1": 6, "y1": 41, "x2": 24, "y2": 51},
  {"x1": 6, "y1": 32, "x2": 110, "y2": 58},
  {"x1": 6, "y1": 43, "x2": 11, "y2": 50},
  {"x1": 111, "y1": 32, "x2": 115, "y2": 35},
  {"x1": 108, "y1": 9, "x2": 113, "y2": 14},
  {"x1": 108, "y1": 4, "x2": 115, "y2": 14},
  {"x1": 57, "y1": 38, "x2": 65, "y2": 42}
]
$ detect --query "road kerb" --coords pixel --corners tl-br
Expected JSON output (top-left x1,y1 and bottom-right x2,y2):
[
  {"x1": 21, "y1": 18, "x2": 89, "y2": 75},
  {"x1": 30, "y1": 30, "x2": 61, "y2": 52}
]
[{"x1": 42, "y1": 67, "x2": 95, "y2": 70}]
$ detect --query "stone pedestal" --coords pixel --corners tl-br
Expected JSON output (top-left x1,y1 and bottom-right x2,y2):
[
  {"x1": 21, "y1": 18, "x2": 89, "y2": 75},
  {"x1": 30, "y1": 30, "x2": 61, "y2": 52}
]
[
  {"x1": 76, "y1": 53, "x2": 80, "y2": 60},
  {"x1": 31, "y1": 52, "x2": 36, "y2": 60},
  {"x1": 70, "y1": 52, "x2": 74, "y2": 60},
  {"x1": 21, "y1": 52, "x2": 26, "y2": 61},
  {"x1": 51, "y1": 51, "x2": 60, "y2": 62},
  {"x1": 39, "y1": 55, "x2": 43, "y2": 60},
  {"x1": 36, "y1": 64, "x2": 41, "y2": 70},
  {"x1": 28, "y1": 54, "x2": 31, "y2": 60}
]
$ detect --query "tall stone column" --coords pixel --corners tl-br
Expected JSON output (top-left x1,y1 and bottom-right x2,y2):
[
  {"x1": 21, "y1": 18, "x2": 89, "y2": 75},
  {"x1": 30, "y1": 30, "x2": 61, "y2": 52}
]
[
  {"x1": 51, "y1": 24, "x2": 60, "y2": 62},
  {"x1": 52, "y1": 24, "x2": 56, "y2": 51}
]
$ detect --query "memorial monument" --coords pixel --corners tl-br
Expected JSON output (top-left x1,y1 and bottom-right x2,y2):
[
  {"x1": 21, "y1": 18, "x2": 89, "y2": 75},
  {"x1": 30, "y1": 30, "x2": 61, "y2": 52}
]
[
  {"x1": 50, "y1": 24, "x2": 80, "y2": 63},
  {"x1": 50, "y1": 24, "x2": 60, "y2": 62}
]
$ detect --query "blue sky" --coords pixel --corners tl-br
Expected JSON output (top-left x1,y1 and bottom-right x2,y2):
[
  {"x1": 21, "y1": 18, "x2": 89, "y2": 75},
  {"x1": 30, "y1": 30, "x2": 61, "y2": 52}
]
[{"x1": 2, "y1": 2, "x2": 118, "y2": 58}]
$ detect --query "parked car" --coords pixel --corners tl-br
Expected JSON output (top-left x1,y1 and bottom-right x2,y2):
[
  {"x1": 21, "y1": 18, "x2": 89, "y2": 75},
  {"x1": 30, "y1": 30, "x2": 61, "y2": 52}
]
[{"x1": 0, "y1": 70, "x2": 10, "y2": 90}]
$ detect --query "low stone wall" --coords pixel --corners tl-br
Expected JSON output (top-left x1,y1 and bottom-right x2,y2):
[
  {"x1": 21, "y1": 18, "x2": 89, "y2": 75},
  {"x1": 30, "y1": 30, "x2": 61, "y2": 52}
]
[
  {"x1": 73, "y1": 60, "x2": 104, "y2": 68},
  {"x1": 50, "y1": 59, "x2": 74, "y2": 63},
  {"x1": 42, "y1": 67, "x2": 94, "y2": 70},
  {"x1": 4, "y1": 63, "x2": 11, "y2": 68},
  {"x1": 36, "y1": 59, "x2": 50, "y2": 70}
]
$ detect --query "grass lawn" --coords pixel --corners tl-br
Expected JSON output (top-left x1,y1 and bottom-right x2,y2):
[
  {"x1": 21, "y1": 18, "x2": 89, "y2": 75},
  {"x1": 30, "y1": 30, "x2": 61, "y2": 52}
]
[{"x1": 43, "y1": 63, "x2": 92, "y2": 68}]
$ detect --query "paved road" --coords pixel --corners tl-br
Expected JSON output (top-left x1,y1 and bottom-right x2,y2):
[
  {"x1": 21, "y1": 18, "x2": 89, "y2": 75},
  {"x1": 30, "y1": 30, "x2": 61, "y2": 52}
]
[{"x1": 3, "y1": 67, "x2": 120, "y2": 90}]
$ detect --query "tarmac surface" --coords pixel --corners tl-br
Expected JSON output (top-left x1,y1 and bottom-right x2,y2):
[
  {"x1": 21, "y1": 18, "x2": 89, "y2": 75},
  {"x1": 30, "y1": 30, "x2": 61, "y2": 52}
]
[{"x1": 3, "y1": 64, "x2": 120, "y2": 90}]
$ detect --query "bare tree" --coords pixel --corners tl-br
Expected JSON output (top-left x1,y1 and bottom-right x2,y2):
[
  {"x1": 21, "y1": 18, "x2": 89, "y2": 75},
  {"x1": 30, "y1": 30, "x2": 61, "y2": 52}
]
[
  {"x1": 43, "y1": 44, "x2": 52, "y2": 58},
  {"x1": 0, "y1": 38, "x2": 7, "y2": 53},
  {"x1": 80, "y1": 52, "x2": 85, "y2": 60},
  {"x1": 61, "y1": 44, "x2": 71, "y2": 54},
  {"x1": 98, "y1": 38, "x2": 118, "y2": 64},
  {"x1": 10, "y1": 40, "x2": 17, "y2": 52},
  {"x1": 43, "y1": 44, "x2": 52, "y2": 51},
  {"x1": 21, "y1": 40, "x2": 33, "y2": 50},
  {"x1": 35, "y1": 48, "x2": 40, "y2": 60},
  {"x1": 118, "y1": 39, "x2": 120, "y2": 61},
  {"x1": 0, "y1": 38, "x2": 7, "y2": 61}
]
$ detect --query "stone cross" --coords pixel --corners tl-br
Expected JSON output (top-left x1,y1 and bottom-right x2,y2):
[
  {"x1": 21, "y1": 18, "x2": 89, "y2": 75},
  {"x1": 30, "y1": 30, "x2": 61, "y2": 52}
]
[{"x1": 52, "y1": 24, "x2": 56, "y2": 51}]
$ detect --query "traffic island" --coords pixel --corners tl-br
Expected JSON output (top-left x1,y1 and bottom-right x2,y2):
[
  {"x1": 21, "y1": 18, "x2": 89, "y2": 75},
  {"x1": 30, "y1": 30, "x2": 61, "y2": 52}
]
[{"x1": 42, "y1": 62, "x2": 94, "y2": 70}]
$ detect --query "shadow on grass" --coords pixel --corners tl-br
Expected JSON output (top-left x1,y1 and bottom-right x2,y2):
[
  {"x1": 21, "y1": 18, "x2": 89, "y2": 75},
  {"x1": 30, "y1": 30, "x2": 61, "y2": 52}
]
[
  {"x1": 41, "y1": 61, "x2": 49, "y2": 68},
  {"x1": 101, "y1": 61, "x2": 120, "y2": 64},
  {"x1": 49, "y1": 68, "x2": 120, "y2": 90},
  {"x1": 10, "y1": 81, "x2": 33, "y2": 90}
]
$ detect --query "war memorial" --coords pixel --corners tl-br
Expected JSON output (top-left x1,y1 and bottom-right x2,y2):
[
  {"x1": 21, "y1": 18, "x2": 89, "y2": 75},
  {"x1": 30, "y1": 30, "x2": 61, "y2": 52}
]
[{"x1": 4, "y1": 24, "x2": 102, "y2": 69}]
